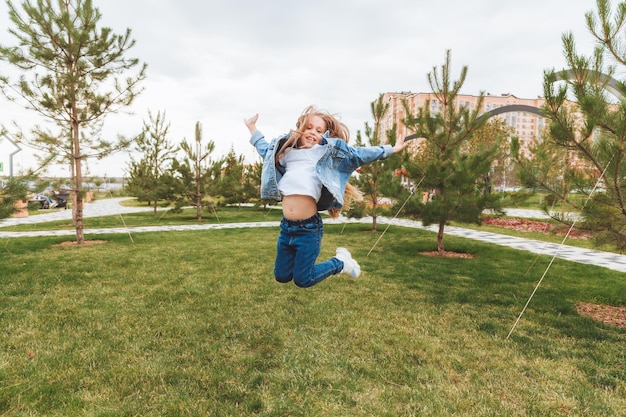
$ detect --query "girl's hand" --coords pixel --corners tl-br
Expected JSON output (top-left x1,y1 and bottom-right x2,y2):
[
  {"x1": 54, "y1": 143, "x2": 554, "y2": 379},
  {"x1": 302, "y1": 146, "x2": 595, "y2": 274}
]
[
  {"x1": 244, "y1": 113, "x2": 259, "y2": 135},
  {"x1": 393, "y1": 135, "x2": 408, "y2": 154}
]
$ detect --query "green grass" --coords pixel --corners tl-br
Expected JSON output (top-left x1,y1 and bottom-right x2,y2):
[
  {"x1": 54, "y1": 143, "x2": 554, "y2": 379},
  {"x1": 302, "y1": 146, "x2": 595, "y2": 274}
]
[{"x1": 1, "y1": 221, "x2": 625, "y2": 416}]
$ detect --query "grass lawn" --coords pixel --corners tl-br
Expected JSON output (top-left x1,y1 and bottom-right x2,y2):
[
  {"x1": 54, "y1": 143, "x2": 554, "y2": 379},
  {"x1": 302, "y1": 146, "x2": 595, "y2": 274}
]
[{"x1": 1, "y1": 215, "x2": 625, "y2": 416}]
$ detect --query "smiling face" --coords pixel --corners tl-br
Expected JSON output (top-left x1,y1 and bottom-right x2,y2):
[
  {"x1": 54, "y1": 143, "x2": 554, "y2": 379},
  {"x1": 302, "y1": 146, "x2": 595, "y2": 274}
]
[{"x1": 297, "y1": 115, "x2": 327, "y2": 149}]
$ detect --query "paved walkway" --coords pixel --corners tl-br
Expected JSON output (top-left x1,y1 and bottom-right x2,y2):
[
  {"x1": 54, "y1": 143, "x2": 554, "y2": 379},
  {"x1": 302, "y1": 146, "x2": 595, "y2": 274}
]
[{"x1": 1, "y1": 198, "x2": 625, "y2": 273}]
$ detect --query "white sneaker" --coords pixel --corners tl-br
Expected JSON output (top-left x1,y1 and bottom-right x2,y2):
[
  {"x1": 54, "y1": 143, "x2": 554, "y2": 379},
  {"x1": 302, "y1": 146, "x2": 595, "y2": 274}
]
[{"x1": 335, "y1": 247, "x2": 361, "y2": 279}]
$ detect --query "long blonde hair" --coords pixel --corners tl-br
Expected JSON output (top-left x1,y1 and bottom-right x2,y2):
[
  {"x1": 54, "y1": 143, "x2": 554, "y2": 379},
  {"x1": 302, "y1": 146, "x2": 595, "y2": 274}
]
[{"x1": 277, "y1": 106, "x2": 363, "y2": 218}]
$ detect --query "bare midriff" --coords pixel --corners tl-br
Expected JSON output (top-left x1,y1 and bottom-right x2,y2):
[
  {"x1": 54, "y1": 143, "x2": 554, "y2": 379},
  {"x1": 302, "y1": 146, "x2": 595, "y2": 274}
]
[{"x1": 281, "y1": 194, "x2": 318, "y2": 220}]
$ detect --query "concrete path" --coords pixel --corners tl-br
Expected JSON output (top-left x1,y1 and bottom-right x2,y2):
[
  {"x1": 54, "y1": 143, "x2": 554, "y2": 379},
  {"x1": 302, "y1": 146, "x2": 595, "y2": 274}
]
[
  {"x1": 1, "y1": 198, "x2": 625, "y2": 273},
  {"x1": 0, "y1": 198, "x2": 154, "y2": 227}
]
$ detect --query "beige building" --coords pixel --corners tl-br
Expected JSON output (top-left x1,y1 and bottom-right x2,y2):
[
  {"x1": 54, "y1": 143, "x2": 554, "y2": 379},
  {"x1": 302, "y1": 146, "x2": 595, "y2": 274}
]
[{"x1": 380, "y1": 92, "x2": 547, "y2": 157}]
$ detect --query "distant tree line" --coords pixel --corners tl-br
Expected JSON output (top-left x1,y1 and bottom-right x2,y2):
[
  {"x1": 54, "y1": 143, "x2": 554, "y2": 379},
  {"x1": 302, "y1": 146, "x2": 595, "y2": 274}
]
[{"x1": 124, "y1": 111, "x2": 265, "y2": 220}]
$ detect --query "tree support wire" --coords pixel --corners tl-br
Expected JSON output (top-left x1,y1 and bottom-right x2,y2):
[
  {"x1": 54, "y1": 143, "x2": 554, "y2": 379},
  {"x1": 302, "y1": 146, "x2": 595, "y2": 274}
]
[
  {"x1": 106, "y1": 189, "x2": 135, "y2": 244},
  {"x1": 506, "y1": 160, "x2": 613, "y2": 340},
  {"x1": 366, "y1": 174, "x2": 425, "y2": 257}
]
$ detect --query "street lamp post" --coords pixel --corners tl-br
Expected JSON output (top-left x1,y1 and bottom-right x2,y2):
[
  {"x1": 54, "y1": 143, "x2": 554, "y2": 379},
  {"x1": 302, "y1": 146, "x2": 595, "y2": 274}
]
[{"x1": 0, "y1": 137, "x2": 22, "y2": 178}]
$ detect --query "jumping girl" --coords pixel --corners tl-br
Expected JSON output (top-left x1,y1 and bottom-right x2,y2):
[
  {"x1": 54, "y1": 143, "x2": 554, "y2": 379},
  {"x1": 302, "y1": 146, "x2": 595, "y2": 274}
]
[{"x1": 245, "y1": 106, "x2": 406, "y2": 288}]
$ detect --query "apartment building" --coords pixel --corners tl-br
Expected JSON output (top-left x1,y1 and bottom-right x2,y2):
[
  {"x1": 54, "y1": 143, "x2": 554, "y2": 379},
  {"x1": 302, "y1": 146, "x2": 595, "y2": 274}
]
[{"x1": 380, "y1": 91, "x2": 547, "y2": 157}]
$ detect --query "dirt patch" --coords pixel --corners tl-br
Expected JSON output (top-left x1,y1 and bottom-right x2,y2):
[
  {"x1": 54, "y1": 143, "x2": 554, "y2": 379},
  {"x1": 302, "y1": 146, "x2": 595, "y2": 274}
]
[
  {"x1": 576, "y1": 302, "x2": 626, "y2": 329},
  {"x1": 420, "y1": 251, "x2": 475, "y2": 259},
  {"x1": 55, "y1": 240, "x2": 108, "y2": 247}
]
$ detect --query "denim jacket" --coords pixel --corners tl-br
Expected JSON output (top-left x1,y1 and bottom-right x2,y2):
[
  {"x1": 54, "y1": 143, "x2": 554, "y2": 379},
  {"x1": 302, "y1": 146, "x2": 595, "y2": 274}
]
[{"x1": 250, "y1": 130, "x2": 394, "y2": 211}]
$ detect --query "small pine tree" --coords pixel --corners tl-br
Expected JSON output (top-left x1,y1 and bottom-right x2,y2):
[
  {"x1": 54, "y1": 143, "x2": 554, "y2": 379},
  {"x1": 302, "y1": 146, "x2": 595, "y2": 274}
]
[
  {"x1": 0, "y1": 176, "x2": 31, "y2": 219},
  {"x1": 173, "y1": 122, "x2": 216, "y2": 220},
  {"x1": 351, "y1": 94, "x2": 406, "y2": 231},
  {"x1": 127, "y1": 111, "x2": 178, "y2": 213},
  {"x1": 215, "y1": 147, "x2": 247, "y2": 206},
  {"x1": 403, "y1": 50, "x2": 505, "y2": 253}
]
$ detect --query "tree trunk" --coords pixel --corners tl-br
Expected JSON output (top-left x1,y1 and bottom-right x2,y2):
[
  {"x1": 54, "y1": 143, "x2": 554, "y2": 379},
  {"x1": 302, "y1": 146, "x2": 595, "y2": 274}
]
[
  {"x1": 195, "y1": 184, "x2": 201, "y2": 221},
  {"x1": 71, "y1": 157, "x2": 77, "y2": 226},
  {"x1": 195, "y1": 136, "x2": 202, "y2": 221},
  {"x1": 74, "y1": 138, "x2": 85, "y2": 244},
  {"x1": 561, "y1": 152, "x2": 569, "y2": 219},
  {"x1": 437, "y1": 221, "x2": 446, "y2": 253},
  {"x1": 371, "y1": 191, "x2": 379, "y2": 232}
]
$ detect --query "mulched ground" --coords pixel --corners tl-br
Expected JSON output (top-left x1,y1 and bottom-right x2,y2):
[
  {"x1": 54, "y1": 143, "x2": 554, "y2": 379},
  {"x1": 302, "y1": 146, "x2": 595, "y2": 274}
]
[
  {"x1": 420, "y1": 250, "x2": 474, "y2": 258},
  {"x1": 483, "y1": 216, "x2": 592, "y2": 239},
  {"x1": 577, "y1": 303, "x2": 626, "y2": 329},
  {"x1": 56, "y1": 240, "x2": 108, "y2": 247}
]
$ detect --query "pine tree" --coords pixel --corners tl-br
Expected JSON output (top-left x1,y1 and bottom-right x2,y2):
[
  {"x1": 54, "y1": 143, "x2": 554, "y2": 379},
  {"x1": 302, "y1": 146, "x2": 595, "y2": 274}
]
[
  {"x1": 247, "y1": 160, "x2": 273, "y2": 208},
  {"x1": 351, "y1": 94, "x2": 406, "y2": 231},
  {"x1": 0, "y1": 0, "x2": 146, "y2": 244},
  {"x1": 402, "y1": 50, "x2": 505, "y2": 253},
  {"x1": 0, "y1": 177, "x2": 30, "y2": 219},
  {"x1": 173, "y1": 122, "x2": 216, "y2": 221},
  {"x1": 529, "y1": 0, "x2": 626, "y2": 249},
  {"x1": 127, "y1": 111, "x2": 178, "y2": 214},
  {"x1": 215, "y1": 147, "x2": 248, "y2": 206}
]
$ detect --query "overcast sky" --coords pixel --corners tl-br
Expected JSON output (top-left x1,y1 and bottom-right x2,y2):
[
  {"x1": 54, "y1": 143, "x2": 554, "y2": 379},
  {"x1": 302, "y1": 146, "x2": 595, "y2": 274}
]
[{"x1": 0, "y1": 0, "x2": 602, "y2": 178}]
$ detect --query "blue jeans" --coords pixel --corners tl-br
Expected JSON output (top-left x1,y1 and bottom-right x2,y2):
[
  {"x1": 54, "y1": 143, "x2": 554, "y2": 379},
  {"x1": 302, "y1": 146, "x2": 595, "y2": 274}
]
[{"x1": 274, "y1": 214, "x2": 343, "y2": 288}]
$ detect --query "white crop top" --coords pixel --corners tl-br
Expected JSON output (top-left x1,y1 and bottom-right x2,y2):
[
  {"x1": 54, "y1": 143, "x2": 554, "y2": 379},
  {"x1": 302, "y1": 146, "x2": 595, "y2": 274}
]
[{"x1": 278, "y1": 145, "x2": 326, "y2": 201}]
